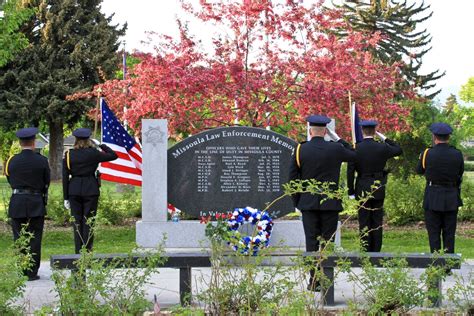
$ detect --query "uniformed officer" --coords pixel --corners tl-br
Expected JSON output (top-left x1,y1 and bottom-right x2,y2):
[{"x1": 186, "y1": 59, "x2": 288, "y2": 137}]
[
  {"x1": 347, "y1": 120, "x2": 402, "y2": 252},
  {"x1": 6, "y1": 127, "x2": 50, "y2": 281},
  {"x1": 62, "y1": 128, "x2": 118, "y2": 254},
  {"x1": 416, "y1": 122, "x2": 464, "y2": 254},
  {"x1": 289, "y1": 115, "x2": 355, "y2": 291}
]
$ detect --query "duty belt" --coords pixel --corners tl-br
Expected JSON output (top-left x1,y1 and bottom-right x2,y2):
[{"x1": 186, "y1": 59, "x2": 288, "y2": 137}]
[
  {"x1": 13, "y1": 189, "x2": 43, "y2": 195},
  {"x1": 428, "y1": 181, "x2": 457, "y2": 188}
]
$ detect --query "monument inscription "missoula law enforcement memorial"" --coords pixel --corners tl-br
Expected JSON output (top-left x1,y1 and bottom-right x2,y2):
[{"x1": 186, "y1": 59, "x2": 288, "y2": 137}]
[{"x1": 168, "y1": 127, "x2": 297, "y2": 218}]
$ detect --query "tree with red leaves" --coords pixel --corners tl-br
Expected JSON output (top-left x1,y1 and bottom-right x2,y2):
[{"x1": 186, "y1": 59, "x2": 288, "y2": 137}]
[{"x1": 75, "y1": 0, "x2": 414, "y2": 140}]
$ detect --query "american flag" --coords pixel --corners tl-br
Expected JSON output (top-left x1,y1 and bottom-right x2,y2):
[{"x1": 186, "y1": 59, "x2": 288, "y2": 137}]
[{"x1": 98, "y1": 98, "x2": 142, "y2": 186}]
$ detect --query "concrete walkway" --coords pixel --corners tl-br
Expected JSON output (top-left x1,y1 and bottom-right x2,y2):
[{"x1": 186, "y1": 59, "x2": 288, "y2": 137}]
[{"x1": 16, "y1": 259, "x2": 473, "y2": 314}]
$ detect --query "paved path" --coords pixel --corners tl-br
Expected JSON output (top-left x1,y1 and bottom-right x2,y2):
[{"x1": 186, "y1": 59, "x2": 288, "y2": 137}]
[{"x1": 17, "y1": 259, "x2": 474, "y2": 314}]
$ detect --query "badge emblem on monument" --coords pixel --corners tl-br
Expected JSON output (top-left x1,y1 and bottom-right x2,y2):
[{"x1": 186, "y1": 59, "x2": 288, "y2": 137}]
[{"x1": 144, "y1": 126, "x2": 165, "y2": 147}]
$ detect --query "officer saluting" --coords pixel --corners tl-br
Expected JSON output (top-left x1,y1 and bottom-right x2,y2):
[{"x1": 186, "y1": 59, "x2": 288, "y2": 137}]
[
  {"x1": 347, "y1": 120, "x2": 402, "y2": 252},
  {"x1": 6, "y1": 127, "x2": 50, "y2": 281},
  {"x1": 289, "y1": 115, "x2": 355, "y2": 291},
  {"x1": 62, "y1": 128, "x2": 118, "y2": 254},
  {"x1": 416, "y1": 122, "x2": 464, "y2": 254}
]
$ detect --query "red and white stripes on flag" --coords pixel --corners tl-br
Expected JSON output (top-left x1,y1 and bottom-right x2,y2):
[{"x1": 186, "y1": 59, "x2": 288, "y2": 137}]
[{"x1": 98, "y1": 98, "x2": 142, "y2": 186}]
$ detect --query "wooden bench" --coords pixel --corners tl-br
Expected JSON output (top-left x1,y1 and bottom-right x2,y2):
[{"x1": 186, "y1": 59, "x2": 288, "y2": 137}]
[{"x1": 50, "y1": 251, "x2": 462, "y2": 307}]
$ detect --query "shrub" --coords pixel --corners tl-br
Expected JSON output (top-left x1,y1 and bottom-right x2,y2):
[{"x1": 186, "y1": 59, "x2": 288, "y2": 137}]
[
  {"x1": 44, "y1": 187, "x2": 142, "y2": 226},
  {"x1": 0, "y1": 227, "x2": 34, "y2": 314},
  {"x1": 97, "y1": 188, "x2": 141, "y2": 225},
  {"x1": 385, "y1": 174, "x2": 474, "y2": 225},
  {"x1": 384, "y1": 175, "x2": 425, "y2": 225}
]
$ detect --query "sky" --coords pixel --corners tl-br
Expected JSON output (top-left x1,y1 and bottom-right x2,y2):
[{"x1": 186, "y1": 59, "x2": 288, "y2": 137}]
[{"x1": 100, "y1": 0, "x2": 474, "y2": 106}]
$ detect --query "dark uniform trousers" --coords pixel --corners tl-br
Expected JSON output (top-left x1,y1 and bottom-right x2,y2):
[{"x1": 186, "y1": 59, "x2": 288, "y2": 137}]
[
  {"x1": 424, "y1": 209, "x2": 457, "y2": 253},
  {"x1": 301, "y1": 210, "x2": 339, "y2": 252},
  {"x1": 358, "y1": 199, "x2": 384, "y2": 252},
  {"x1": 11, "y1": 216, "x2": 44, "y2": 277},
  {"x1": 70, "y1": 195, "x2": 99, "y2": 254}
]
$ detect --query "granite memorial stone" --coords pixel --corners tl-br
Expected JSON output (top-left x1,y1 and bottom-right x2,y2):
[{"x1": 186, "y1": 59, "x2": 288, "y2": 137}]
[{"x1": 168, "y1": 127, "x2": 297, "y2": 218}]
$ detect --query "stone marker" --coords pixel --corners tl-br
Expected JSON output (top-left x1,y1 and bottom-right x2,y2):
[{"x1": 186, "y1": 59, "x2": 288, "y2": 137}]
[{"x1": 136, "y1": 121, "x2": 305, "y2": 249}]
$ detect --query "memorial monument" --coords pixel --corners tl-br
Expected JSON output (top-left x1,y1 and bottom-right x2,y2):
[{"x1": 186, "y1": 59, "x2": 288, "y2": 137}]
[{"x1": 136, "y1": 120, "x2": 305, "y2": 248}]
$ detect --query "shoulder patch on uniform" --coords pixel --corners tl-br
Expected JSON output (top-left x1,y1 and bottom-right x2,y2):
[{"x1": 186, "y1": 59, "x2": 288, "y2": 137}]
[
  {"x1": 421, "y1": 148, "x2": 430, "y2": 170},
  {"x1": 66, "y1": 150, "x2": 71, "y2": 170},
  {"x1": 5, "y1": 155, "x2": 14, "y2": 176}
]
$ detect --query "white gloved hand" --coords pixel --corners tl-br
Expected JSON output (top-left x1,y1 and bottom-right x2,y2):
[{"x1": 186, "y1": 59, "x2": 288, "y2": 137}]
[
  {"x1": 326, "y1": 128, "x2": 341, "y2": 142},
  {"x1": 376, "y1": 131, "x2": 387, "y2": 142},
  {"x1": 349, "y1": 195, "x2": 355, "y2": 200},
  {"x1": 91, "y1": 138, "x2": 101, "y2": 146},
  {"x1": 64, "y1": 200, "x2": 71, "y2": 210}
]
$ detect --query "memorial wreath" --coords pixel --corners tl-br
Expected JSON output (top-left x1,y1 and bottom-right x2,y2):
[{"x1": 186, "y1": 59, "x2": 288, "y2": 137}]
[{"x1": 227, "y1": 206, "x2": 273, "y2": 255}]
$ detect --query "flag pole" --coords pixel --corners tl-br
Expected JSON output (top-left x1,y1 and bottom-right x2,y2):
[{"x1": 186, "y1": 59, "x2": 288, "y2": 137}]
[
  {"x1": 93, "y1": 87, "x2": 102, "y2": 139},
  {"x1": 348, "y1": 91, "x2": 356, "y2": 147}
]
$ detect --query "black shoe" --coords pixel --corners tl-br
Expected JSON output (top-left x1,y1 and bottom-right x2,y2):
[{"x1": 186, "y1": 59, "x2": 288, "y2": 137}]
[{"x1": 27, "y1": 275, "x2": 40, "y2": 281}]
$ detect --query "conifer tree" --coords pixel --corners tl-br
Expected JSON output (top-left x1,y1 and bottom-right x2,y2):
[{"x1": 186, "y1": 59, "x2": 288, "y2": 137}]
[
  {"x1": 335, "y1": 0, "x2": 444, "y2": 98},
  {"x1": 0, "y1": 0, "x2": 125, "y2": 179}
]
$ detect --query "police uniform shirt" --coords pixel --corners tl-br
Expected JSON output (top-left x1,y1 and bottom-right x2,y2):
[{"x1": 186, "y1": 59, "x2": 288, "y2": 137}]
[
  {"x1": 347, "y1": 138, "x2": 402, "y2": 199},
  {"x1": 416, "y1": 143, "x2": 464, "y2": 211},
  {"x1": 62, "y1": 144, "x2": 118, "y2": 199},
  {"x1": 6, "y1": 150, "x2": 51, "y2": 218},
  {"x1": 289, "y1": 137, "x2": 356, "y2": 211}
]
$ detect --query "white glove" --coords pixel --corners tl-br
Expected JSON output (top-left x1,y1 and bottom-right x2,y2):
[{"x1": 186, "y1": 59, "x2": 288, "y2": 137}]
[
  {"x1": 91, "y1": 138, "x2": 101, "y2": 146},
  {"x1": 326, "y1": 128, "x2": 341, "y2": 142},
  {"x1": 349, "y1": 195, "x2": 355, "y2": 200},
  {"x1": 64, "y1": 200, "x2": 71, "y2": 210},
  {"x1": 376, "y1": 131, "x2": 387, "y2": 142}
]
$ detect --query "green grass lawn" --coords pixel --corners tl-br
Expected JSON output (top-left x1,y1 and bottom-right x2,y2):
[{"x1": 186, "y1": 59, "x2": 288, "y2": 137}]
[{"x1": 0, "y1": 224, "x2": 472, "y2": 266}]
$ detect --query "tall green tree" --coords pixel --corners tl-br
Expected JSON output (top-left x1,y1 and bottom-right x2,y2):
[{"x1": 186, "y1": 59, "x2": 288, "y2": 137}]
[
  {"x1": 0, "y1": 0, "x2": 34, "y2": 67},
  {"x1": 334, "y1": 0, "x2": 444, "y2": 98},
  {"x1": 459, "y1": 76, "x2": 474, "y2": 104},
  {"x1": 0, "y1": 0, "x2": 126, "y2": 179}
]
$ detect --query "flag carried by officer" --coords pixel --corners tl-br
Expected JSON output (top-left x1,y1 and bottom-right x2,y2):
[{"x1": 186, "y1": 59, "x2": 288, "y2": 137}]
[
  {"x1": 350, "y1": 102, "x2": 363, "y2": 145},
  {"x1": 98, "y1": 98, "x2": 142, "y2": 186}
]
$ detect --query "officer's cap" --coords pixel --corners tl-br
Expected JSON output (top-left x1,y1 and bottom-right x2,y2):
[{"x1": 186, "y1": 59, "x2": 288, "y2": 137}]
[
  {"x1": 72, "y1": 128, "x2": 92, "y2": 139},
  {"x1": 15, "y1": 127, "x2": 38, "y2": 140},
  {"x1": 360, "y1": 120, "x2": 378, "y2": 127},
  {"x1": 429, "y1": 122, "x2": 453, "y2": 136},
  {"x1": 306, "y1": 115, "x2": 331, "y2": 126}
]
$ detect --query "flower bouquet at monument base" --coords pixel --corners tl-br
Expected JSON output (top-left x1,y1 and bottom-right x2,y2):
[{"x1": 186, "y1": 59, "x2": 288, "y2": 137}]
[{"x1": 200, "y1": 207, "x2": 273, "y2": 255}]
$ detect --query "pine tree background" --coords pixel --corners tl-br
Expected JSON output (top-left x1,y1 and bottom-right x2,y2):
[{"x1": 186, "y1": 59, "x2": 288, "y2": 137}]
[
  {"x1": 0, "y1": 0, "x2": 126, "y2": 179},
  {"x1": 335, "y1": 0, "x2": 444, "y2": 98}
]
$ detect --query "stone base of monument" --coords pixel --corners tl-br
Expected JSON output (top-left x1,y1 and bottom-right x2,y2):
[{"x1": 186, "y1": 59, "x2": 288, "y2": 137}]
[{"x1": 136, "y1": 220, "x2": 305, "y2": 249}]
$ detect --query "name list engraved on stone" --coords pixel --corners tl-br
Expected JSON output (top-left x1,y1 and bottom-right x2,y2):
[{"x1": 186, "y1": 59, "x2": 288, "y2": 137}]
[{"x1": 168, "y1": 127, "x2": 297, "y2": 218}]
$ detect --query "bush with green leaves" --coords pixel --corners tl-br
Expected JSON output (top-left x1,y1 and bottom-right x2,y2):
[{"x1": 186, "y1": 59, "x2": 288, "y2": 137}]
[
  {"x1": 0, "y1": 226, "x2": 33, "y2": 314},
  {"x1": 385, "y1": 174, "x2": 474, "y2": 225},
  {"x1": 384, "y1": 175, "x2": 425, "y2": 225},
  {"x1": 343, "y1": 256, "x2": 452, "y2": 314},
  {"x1": 42, "y1": 236, "x2": 166, "y2": 314},
  {"x1": 97, "y1": 188, "x2": 141, "y2": 225},
  {"x1": 447, "y1": 270, "x2": 474, "y2": 314},
  {"x1": 40, "y1": 186, "x2": 142, "y2": 226}
]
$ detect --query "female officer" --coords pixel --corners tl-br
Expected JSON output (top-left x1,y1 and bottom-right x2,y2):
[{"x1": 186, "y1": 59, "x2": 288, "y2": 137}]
[{"x1": 62, "y1": 128, "x2": 118, "y2": 253}]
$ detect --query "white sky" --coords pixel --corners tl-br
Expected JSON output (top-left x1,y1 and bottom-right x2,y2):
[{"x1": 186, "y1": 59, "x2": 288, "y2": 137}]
[{"x1": 101, "y1": 0, "x2": 474, "y2": 105}]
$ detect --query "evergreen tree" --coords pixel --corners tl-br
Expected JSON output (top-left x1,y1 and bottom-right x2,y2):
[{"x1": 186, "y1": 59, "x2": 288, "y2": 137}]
[
  {"x1": 334, "y1": 0, "x2": 444, "y2": 98},
  {"x1": 443, "y1": 93, "x2": 457, "y2": 114},
  {"x1": 0, "y1": 0, "x2": 125, "y2": 179}
]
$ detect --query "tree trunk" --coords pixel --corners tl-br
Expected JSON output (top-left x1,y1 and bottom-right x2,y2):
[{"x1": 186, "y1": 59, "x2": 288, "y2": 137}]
[{"x1": 48, "y1": 120, "x2": 64, "y2": 181}]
